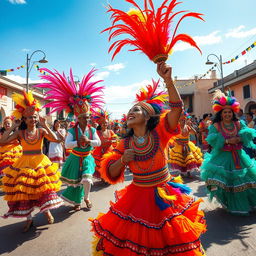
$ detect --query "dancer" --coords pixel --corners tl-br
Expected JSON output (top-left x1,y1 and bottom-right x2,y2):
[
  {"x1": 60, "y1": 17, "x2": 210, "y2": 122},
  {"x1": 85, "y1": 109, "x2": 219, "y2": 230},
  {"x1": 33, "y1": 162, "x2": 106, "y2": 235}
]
[
  {"x1": 201, "y1": 90, "x2": 256, "y2": 215},
  {"x1": 198, "y1": 114, "x2": 211, "y2": 153},
  {"x1": 90, "y1": 62, "x2": 206, "y2": 256},
  {"x1": 168, "y1": 111, "x2": 203, "y2": 177},
  {"x1": 92, "y1": 109, "x2": 117, "y2": 180},
  {"x1": 0, "y1": 90, "x2": 63, "y2": 232},
  {"x1": 0, "y1": 116, "x2": 22, "y2": 178},
  {"x1": 36, "y1": 68, "x2": 104, "y2": 211},
  {"x1": 48, "y1": 119, "x2": 66, "y2": 166}
]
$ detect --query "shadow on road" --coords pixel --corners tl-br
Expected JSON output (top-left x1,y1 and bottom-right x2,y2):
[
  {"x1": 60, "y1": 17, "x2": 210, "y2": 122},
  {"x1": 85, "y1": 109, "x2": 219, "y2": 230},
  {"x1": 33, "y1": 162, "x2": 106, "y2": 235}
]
[
  {"x1": 201, "y1": 208, "x2": 256, "y2": 250},
  {"x1": 193, "y1": 184, "x2": 207, "y2": 198},
  {"x1": 0, "y1": 220, "x2": 44, "y2": 254}
]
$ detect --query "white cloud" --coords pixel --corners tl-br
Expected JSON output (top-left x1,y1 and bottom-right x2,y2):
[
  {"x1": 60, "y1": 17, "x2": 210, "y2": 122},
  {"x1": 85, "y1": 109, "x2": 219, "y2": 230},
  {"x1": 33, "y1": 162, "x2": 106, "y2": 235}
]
[
  {"x1": 173, "y1": 31, "x2": 222, "y2": 52},
  {"x1": 21, "y1": 48, "x2": 30, "y2": 52},
  {"x1": 91, "y1": 71, "x2": 110, "y2": 82},
  {"x1": 104, "y1": 63, "x2": 125, "y2": 72},
  {"x1": 225, "y1": 25, "x2": 256, "y2": 38},
  {"x1": 6, "y1": 75, "x2": 42, "y2": 84},
  {"x1": 9, "y1": 0, "x2": 26, "y2": 4},
  {"x1": 90, "y1": 63, "x2": 97, "y2": 66}
]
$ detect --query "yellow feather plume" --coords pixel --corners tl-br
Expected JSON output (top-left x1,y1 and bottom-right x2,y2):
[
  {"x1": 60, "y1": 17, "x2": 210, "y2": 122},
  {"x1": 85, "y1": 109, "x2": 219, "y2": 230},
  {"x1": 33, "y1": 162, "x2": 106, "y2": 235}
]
[
  {"x1": 157, "y1": 187, "x2": 177, "y2": 201},
  {"x1": 127, "y1": 8, "x2": 147, "y2": 23}
]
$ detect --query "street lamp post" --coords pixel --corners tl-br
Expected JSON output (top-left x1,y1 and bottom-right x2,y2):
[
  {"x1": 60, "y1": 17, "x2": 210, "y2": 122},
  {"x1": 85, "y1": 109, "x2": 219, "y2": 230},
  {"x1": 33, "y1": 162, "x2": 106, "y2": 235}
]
[
  {"x1": 205, "y1": 54, "x2": 224, "y2": 92},
  {"x1": 26, "y1": 50, "x2": 48, "y2": 92}
]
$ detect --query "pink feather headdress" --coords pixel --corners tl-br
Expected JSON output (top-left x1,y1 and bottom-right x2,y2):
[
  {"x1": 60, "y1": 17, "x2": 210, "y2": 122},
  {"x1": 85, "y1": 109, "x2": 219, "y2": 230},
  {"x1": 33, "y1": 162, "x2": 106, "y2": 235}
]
[
  {"x1": 102, "y1": 0, "x2": 204, "y2": 63},
  {"x1": 135, "y1": 79, "x2": 168, "y2": 115},
  {"x1": 212, "y1": 89, "x2": 240, "y2": 114},
  {"x1": 36, "y1": 68, "x2": 105, "y2": 118}
]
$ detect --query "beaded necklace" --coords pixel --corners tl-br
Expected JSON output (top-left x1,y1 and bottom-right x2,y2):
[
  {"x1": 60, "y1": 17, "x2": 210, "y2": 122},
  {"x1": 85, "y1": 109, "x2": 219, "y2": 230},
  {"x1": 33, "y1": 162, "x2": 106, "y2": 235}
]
[
  {"x1": 220, "y1": 121, "x2": 237, "y2": 137},
  {"x1": 24, "y1": 128, "x2": 40, "y2": 145}
]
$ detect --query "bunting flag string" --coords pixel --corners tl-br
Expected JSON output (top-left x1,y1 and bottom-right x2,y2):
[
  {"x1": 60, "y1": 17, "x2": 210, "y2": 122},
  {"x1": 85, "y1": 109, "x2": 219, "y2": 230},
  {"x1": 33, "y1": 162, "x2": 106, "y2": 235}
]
[
  {"x1": 0, "y1": 65, "x2": 25, "y2": 73},
  {"x1": 34, "y1": 64, "x2": 49, "y2": 75},
  {"x1": 222, "y1": 40, "x2": 256, "y2": 64},
  {"x1": 174, "y1": 63, "x2": 217, "y2": 89}
]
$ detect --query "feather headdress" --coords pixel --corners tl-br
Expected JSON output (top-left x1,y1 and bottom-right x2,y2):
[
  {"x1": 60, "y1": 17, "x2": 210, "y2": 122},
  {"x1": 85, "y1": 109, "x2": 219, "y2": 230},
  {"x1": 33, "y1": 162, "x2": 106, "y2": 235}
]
[
  {"x1": 212, "y1": 89, "x2": 240, "y2": 113},
  {"x1": 92, "y1": 108, "x2": 110, "y2": 124},
  {"x1": 102, "y1": 0, "x2": 204, "y2": 63},
  {"x1": 12, "y1": 90, "x2": 41, "y2": 119},
  {"x1": 36, "y1": 68, "x2": 105, "y2": 118},
  {"x1": 135, "y1": 79, "x2": 168, "y2": 115}
]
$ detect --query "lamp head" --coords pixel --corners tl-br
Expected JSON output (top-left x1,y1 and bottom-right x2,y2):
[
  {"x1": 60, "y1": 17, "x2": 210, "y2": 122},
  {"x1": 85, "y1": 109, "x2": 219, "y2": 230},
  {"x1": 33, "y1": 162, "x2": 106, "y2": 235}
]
[
  {"x1": 39, "y1": 57, "x2": 48, "y2": 63},
  {"x1": 206, "y1": 60, "x2": 214, "y2": 65}
]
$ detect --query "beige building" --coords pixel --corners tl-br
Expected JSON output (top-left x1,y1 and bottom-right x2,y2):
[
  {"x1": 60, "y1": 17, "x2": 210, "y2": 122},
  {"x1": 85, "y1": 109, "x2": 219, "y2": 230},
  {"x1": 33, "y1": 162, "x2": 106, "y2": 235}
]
[
  {"x1": 0, "y1": 75, "x2": 58, "y2": 125},
  {"x1": 176, "y1": 72, "x2": 217, "y2": 118}
]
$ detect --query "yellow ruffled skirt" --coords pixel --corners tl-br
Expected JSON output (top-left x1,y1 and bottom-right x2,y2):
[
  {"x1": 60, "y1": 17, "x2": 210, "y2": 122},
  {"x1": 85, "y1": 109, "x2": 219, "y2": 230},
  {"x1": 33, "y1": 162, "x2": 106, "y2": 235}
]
[{"x1": 2, "y1": 153, "x2": 63, "y2": 218}]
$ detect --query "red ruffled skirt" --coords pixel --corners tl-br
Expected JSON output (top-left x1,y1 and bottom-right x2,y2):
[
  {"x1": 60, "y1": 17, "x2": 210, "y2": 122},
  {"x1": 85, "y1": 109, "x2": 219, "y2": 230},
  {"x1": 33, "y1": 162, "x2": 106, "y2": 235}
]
[{"x1": 90, "y1": 182, "x2": 206, "y2": 256}]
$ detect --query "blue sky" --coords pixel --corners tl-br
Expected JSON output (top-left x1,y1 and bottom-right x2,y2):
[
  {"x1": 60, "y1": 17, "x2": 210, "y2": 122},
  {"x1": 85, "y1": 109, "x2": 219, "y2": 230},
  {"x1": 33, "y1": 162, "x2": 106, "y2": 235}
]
[{"x1": 0, "y1": 0, "x2": 256, "y2": 118}]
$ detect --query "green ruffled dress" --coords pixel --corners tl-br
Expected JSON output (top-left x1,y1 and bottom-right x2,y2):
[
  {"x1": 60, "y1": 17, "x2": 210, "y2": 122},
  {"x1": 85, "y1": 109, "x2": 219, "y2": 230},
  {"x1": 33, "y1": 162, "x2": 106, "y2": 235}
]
[
  {"x1": 201, "y1": 121, "x2": 256, "y2": 215},
  {"x1": 61, "y1": 126, "x2": 96, "y2": 205}
]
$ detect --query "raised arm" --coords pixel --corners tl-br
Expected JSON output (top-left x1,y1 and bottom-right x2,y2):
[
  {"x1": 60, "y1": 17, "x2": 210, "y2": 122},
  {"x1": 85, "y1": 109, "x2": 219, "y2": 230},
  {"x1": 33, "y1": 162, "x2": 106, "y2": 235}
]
[
  {"x1": 0, "y1": 120, "x2": 20, "y2": 145},
  {"x1": 39, "y1": 116, "x2": 58, "y2": 142},
  {"x1": 157, "y1": 62, "x2": 182, "y2": 130}
]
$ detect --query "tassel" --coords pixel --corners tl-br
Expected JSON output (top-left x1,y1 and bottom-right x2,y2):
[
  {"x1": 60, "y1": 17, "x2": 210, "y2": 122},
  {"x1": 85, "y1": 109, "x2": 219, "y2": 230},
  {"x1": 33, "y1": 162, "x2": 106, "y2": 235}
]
[
  {"x1": 167, "y1": 181, "x2": 192, "y2": 194},
  {"x1": 154, "y1": 187, "x2": 176, "y2": 211}
]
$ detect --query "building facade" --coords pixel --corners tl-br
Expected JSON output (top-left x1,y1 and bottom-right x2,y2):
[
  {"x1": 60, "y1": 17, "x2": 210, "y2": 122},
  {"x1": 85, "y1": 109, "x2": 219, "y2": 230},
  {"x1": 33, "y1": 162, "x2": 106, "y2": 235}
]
[{"x1": 209, "y1": 60, "x2": 256, "y2": 113}]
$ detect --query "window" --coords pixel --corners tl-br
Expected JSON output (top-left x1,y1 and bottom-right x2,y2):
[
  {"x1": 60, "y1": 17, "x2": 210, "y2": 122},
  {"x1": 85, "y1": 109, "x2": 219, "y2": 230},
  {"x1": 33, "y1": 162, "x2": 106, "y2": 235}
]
[
  {"x1": 58, "y1": 110, "x2": 64, "y2": 120},
  {"x1": 243, "y1": 85, "x2": 250, "y2": 99},
  {"x1": 46, "y1": 107, "x2": 50, "y2": 115},
  {"x1": 230, "y1": 90, "x2": 235, "y2": 97}
]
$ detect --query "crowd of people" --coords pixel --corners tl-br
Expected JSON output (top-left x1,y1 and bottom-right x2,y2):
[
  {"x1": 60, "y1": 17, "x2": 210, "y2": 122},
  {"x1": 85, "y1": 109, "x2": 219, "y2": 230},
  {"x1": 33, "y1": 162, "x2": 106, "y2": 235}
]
[{"x1": 0, "y1": 62, "x2": 255, "y2": 256}]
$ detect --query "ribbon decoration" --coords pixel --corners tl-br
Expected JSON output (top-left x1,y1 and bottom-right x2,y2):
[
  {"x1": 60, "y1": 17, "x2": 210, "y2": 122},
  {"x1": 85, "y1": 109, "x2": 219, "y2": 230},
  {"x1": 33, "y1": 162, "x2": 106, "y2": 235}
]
[
  {"x1": 0, "y1": 65, "x2": 25, "y2": 73},
  {"x1": 223, "y1": 40, "x2": 256, "y2": 64}
]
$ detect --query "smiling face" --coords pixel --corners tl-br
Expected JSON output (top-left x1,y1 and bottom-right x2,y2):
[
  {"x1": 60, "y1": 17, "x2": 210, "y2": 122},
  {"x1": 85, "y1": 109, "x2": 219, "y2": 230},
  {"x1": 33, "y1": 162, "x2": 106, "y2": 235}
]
[
  {"x1": 24, "y1": 112, "x2": 39, "y2": 127},
  {"x1": 3, "y1": 118, "x2": 12, "y2": 130},
  {"x1": 77, "y1": 113, "x2": 90, "y2": 127},
  {"x1": 127, "y1": 104, "x2": 149, "y2": 129},
  {"x1": 101, "y1": 120, "x2": 108, "y2": 130},
  {"x1": 221, "y1": 108, "x2": 234, "y2": 122}
]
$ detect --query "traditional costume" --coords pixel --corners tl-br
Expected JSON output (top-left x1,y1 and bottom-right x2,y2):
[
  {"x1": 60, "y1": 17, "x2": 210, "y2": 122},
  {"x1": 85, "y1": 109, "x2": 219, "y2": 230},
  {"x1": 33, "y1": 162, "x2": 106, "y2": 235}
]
[
  {"x1": 169, "y1": 112, "x2": 203, "y2": 175},
  {"x1": 90, "y1": 80, "x2": 206, "y2": 256},
  {"x1": 0, "y1": 117, "x2": 22, "y2": 178},
  {"x1": 2, "y1": 91, "x2": 63, "y2": 218},
  {"x1": 201, "y1": 90, "x2": 256, "y2": 215},
  {"x1": 36, "y1": 68, "x2": 104, "y2": 208},
  {"x1": 92, "y1": 109, "x2": 117, "y2": 180}
]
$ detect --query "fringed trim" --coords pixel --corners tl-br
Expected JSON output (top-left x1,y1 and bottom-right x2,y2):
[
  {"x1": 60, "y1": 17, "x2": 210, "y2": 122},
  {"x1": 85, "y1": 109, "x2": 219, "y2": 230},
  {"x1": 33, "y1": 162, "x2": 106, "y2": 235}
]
[
  {"x1": 91, "y1": 219, "x2": 204, "y2": 255},
  {"x1": 99, "y1": 152, "x2": 125, "y2": 185}
]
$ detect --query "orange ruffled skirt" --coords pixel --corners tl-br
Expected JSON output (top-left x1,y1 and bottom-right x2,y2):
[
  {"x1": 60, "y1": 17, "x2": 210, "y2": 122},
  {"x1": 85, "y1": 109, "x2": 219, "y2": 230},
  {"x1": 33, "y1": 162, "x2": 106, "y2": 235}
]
[{"x1": 90, "y1": 182, "x2": 206, "y2": 256}]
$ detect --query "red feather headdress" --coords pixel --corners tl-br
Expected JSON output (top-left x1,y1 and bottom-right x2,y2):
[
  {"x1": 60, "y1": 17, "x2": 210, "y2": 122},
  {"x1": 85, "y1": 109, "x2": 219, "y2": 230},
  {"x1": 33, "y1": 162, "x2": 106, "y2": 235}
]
[
  {"x1": 92, "y1": 108, "x2": 111, "y2": 124},
  {"x1": 36, "y1": 68, "x2": 105, "y2": 118},
  {"x1": 102, "y1": 0, "x2": 204, "y2": 63},
  {"x1": 135, "y1": 79, "x2": 168, "y2": 115}
]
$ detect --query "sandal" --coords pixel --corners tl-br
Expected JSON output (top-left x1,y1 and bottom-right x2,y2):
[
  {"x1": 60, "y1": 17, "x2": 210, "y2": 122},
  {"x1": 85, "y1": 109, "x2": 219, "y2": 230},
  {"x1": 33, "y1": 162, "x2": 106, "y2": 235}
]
[
  {"x1": 85, "y1": 199, "x2": 92, "y2": 209},
  {"x1": 44, "y1": 212, "x2": 54, "y2": 224},
  {"x1": 22, "y1": 220, "x2": 33, "y2": 233},
  {"x1": 74, "y1": 205, "x2": 81, "y2": 211}
]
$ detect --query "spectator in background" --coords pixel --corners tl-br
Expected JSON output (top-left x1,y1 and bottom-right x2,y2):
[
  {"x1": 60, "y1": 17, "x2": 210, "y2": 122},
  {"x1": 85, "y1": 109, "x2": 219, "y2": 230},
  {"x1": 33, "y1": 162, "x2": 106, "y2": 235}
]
[
  {"x1": 199, "y1": 113, "x2": 212, "y2": 152},
  {"x1": 246, "y1": 112, "x2": 255, "y2": 128},
  {"x1": 237, "y1": 108, "x2": 246, "y2": 121},
  {"x1": 250, "y1": 104, "x2": 256, "y2": 122}
]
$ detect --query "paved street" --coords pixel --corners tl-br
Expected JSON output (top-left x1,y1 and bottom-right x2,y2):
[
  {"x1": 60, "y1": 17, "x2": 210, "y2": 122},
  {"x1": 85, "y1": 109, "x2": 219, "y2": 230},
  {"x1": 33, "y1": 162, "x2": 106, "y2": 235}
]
[{"x1": 1, "y1": 171, "x2": 256, "y2": 256}]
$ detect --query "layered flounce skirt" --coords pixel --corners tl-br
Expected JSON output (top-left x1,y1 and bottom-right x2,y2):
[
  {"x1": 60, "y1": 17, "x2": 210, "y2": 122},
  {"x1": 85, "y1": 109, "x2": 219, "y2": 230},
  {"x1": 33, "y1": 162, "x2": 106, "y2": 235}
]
[
  {"x1": 0, "y1": 144, "x2": 22, "y2": 177},
  {"x1": 169, "y1": 141, "x2": 203, "y2": 174},
  {"x1": 2, "y1": 154, "x2": 63, "y2": 218},
  {"x1": 90, "y1": 181, "x2": 206, "y2": 256},
  {"x1": 201, "y1": 150, "x2": 256, "y2": 215}
]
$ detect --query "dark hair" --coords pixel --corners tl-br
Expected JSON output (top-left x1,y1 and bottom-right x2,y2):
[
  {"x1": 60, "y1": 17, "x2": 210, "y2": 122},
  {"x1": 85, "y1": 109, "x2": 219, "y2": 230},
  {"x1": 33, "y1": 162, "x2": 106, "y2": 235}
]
[
  {"x1": 246, "y1": 112, "x2": 253, "y2": 118},
  {"x1": 203, "y1": 113, "x2": 209, "y2": 120},
  {"x1": 124, "y1": 115, "x2": 160, "y2": 137},
  {"x1": 19, "y1": 119, "x2": 27, "y2": 130},
  {"x1": 53, "y1": 119, "x2": 60, "y2": 131},
  {"x1": 97, "y1": 124, "x2": 102, "y2": 130},
  {"x1": 0, "y1": 127, "x2": 6, "y2": 134},
  {"x1": 239, "y1": 108, "x2": 243, "y2": 114},
  {"x1": 212, "y1": 109, "x2": 238, "y2": 123}
]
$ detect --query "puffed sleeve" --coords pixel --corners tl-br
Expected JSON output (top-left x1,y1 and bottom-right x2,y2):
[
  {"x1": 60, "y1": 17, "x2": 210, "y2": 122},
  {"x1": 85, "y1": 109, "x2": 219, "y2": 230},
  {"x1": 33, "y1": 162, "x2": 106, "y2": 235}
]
[
  {"x1": 238, "y1": 120, "x2": 256, "y2": 149},
  {"x1": 99, "y1": 139, "x2": 126, "y2": 184},
  {"x1": 206, "y1": 124, "x2": 225, "y2": 149}
]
